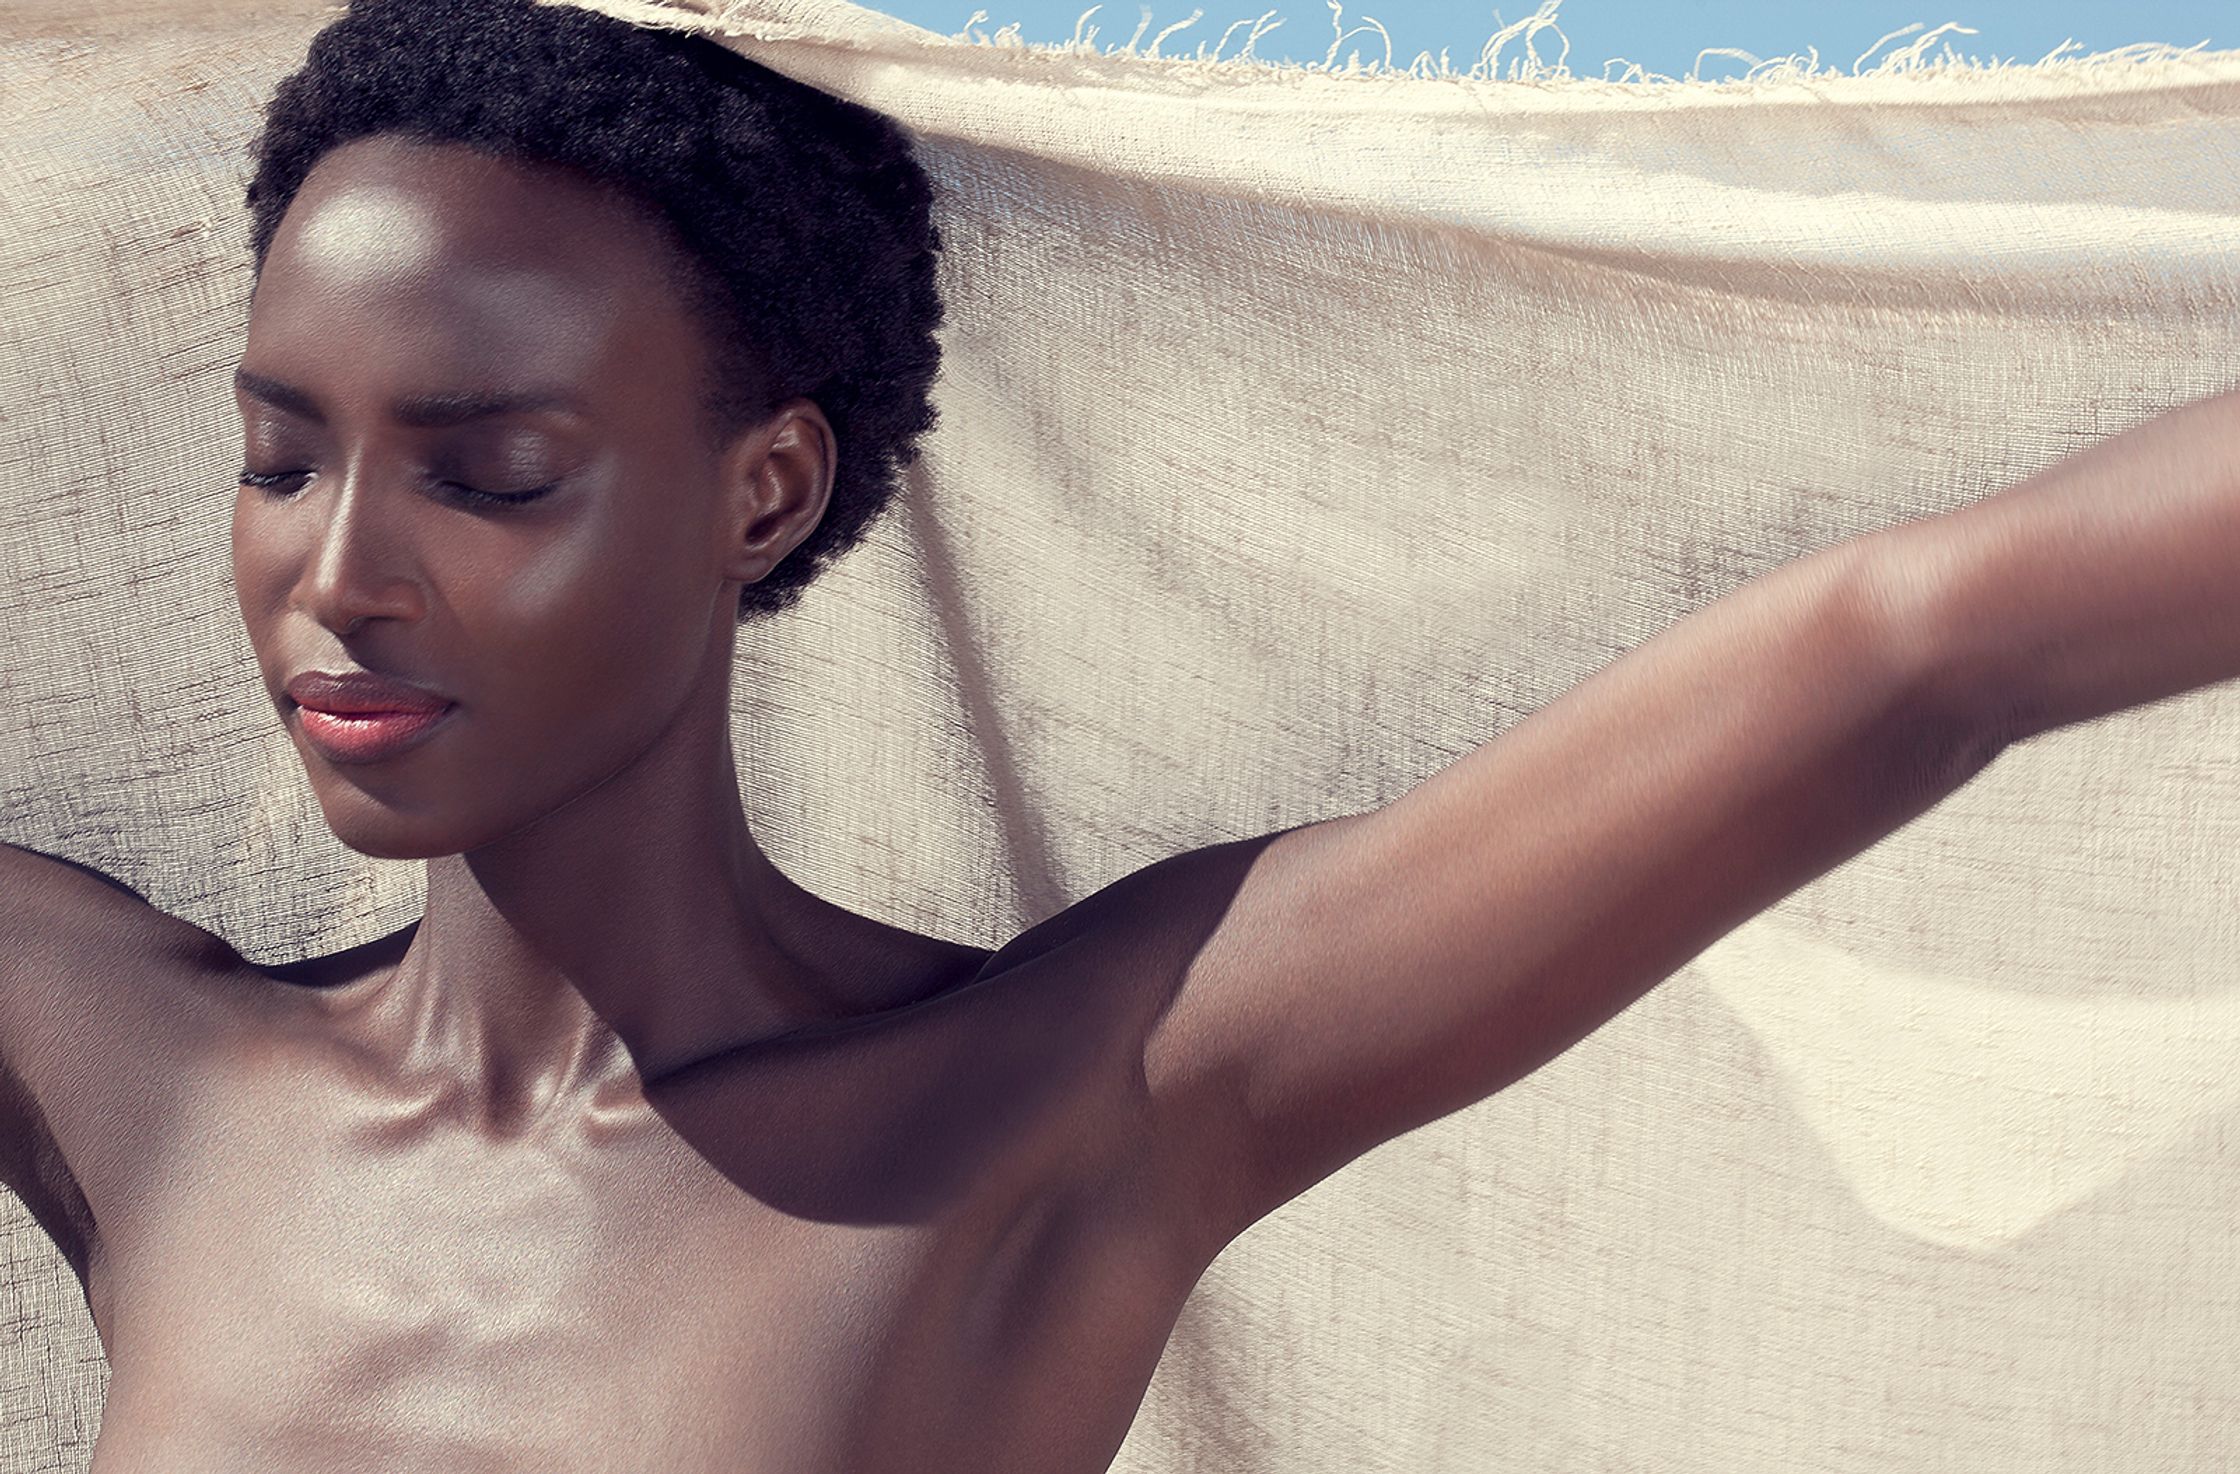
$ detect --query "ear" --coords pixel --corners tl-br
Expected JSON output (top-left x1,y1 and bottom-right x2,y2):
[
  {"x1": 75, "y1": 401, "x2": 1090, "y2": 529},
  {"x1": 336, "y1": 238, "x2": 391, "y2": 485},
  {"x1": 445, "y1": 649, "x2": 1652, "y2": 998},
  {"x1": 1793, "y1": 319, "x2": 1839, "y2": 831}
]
[{"x1": 715, "y1": 396, "x2": 836, "y2": 589}]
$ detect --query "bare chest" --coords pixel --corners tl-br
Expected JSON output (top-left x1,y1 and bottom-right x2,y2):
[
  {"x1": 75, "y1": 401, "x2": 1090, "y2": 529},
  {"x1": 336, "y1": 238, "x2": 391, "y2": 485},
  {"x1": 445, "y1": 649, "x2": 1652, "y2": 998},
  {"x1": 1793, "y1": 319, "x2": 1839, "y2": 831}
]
[{"x1": 74, "y1": 972, "x2": 1197, "y2": 1474}]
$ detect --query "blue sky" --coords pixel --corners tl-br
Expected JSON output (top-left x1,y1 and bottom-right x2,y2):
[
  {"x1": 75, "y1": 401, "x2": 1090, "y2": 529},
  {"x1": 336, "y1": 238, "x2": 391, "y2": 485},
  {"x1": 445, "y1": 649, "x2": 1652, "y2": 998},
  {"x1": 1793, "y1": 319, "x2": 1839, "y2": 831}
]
[{"x1": 860, "y1": 0, "x2": 2233, "y2": 78}]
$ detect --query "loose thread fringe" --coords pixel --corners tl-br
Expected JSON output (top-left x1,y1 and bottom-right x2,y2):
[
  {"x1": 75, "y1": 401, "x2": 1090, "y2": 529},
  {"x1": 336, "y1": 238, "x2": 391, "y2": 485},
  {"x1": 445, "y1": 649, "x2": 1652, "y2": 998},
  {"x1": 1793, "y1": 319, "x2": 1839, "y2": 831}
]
[{"x1": 947, "y1": 0, "x2": 2232, "y2": 89}]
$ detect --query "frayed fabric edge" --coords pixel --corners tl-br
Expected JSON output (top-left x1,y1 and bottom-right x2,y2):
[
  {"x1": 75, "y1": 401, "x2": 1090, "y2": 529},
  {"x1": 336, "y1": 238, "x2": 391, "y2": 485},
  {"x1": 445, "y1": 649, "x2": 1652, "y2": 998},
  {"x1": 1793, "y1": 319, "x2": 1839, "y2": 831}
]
[
  {"x1": 539, "y1": 0, "x2": 2240, "y2": 104},
  {"x1": 951, "y1": 0, "x2": 2236, "y2": 91}
]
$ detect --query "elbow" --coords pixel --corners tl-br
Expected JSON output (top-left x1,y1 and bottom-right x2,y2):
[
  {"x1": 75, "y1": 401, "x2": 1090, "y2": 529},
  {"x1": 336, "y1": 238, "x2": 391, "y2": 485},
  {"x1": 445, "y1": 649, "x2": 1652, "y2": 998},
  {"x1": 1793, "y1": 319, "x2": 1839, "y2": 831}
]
[{"x1": 1840, "y1": 527, "x2": 2027, "y2": 794}]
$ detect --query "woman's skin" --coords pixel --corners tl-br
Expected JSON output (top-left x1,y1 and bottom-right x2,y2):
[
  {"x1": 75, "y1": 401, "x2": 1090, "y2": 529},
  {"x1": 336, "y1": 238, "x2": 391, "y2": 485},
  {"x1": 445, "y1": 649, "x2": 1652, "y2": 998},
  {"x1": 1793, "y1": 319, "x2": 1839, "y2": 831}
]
[
  {"x1": 197, "y1": 132, "x2": 1245, "y2": 1460},
  {"x1": 23, "y1": 85, "x2": 2237, "y2": 1474},
  {"x1": 229, "y1": 132, "x2": 951, "y2": 1121},
  {"x1": 0, "y1": 131, "x2": 1971, "y2": 1471},
  {"x1": 28, "y1": 131, "x2": 1264, "y2": 1472},
  {"x1": 0, "y1": 116, "x2": 1335, "y2": 1473}
]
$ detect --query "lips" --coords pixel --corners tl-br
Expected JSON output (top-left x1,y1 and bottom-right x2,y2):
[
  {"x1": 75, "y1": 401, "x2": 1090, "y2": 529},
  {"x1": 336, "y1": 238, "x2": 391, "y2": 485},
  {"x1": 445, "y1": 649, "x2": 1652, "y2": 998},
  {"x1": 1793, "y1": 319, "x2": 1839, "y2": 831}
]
[
  {"x1": 283, "y1": 668, "x2": 455, "y2": 765},
  {"x1": 295, "y1": 706, "x2": 454, "y2": 764},
  {"x1": 285, "y1": 669, "x2": 450, "y2": 716}
]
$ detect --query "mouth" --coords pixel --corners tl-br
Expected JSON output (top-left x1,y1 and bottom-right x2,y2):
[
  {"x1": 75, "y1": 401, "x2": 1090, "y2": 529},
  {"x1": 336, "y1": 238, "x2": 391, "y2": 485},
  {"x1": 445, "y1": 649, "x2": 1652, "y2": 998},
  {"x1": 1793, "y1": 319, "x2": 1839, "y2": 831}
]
[{"x1": 292, "y1": 701, "x2": 457, "y2": 765}]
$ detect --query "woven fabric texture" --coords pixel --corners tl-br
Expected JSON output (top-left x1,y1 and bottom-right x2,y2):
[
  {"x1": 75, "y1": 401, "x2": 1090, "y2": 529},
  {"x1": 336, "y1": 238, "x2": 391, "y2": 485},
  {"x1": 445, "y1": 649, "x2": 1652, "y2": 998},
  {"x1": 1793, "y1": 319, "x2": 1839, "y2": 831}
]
[{"x1": 5, "y1": 0, "x2": 2240, "y2": 1466}]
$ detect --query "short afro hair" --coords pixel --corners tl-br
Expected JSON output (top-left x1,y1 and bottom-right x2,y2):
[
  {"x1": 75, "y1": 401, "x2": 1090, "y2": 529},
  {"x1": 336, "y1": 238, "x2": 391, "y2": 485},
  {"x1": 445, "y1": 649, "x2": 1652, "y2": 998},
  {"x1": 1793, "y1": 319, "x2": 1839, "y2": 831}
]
[{"x1": 242, "y1": 0, "x2": 946, "y2": 621}]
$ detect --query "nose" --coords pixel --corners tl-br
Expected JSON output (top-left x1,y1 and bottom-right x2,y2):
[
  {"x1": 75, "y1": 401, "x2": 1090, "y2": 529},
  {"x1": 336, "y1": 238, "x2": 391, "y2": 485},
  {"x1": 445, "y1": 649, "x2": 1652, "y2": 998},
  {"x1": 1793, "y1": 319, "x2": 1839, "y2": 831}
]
[{"x1": 291, "y1": 462, "x2": 429, "y2": 637}]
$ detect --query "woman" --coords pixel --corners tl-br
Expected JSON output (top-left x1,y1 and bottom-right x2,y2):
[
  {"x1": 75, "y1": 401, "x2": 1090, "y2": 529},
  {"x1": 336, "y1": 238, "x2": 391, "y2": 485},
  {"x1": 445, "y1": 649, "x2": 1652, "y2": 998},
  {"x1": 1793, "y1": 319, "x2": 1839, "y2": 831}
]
[{"x1": 4, "y1": 0, "x2": 2234, "y2": 1468}]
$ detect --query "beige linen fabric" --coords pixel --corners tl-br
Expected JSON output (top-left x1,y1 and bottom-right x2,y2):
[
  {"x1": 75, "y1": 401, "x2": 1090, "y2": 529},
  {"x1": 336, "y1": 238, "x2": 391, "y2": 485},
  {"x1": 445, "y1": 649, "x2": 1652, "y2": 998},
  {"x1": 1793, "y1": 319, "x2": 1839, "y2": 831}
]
[{"x1": 6, "y1": 0, "x2": 2240, "y2": 1466}]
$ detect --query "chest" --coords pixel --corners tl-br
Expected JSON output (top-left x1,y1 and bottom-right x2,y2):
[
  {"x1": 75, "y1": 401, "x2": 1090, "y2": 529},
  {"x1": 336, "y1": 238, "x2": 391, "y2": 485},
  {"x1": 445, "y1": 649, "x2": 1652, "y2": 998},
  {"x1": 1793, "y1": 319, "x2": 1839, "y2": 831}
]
[
  {"x1": 80, "y1": 1022, "x2": 1195, "y2": 1472},
  {"x1": 90, "y1": 1141, "x2": 892, "y2": 1465}
]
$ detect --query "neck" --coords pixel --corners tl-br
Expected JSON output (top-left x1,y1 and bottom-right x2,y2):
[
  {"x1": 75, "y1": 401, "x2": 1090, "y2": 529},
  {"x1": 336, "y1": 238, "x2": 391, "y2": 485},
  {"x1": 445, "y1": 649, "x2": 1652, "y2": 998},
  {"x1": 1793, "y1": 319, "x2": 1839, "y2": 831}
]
[{"x1": 386, "y1": 682, "x2": 861, "y2": 1136}]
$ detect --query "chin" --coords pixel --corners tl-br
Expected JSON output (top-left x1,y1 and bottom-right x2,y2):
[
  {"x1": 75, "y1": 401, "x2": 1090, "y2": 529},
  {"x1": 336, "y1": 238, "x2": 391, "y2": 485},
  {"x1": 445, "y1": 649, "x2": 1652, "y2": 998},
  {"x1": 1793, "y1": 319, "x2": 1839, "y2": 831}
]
[
  {"x1": 320, "y1": 814, "x2": 461, "y2": 862},
  {"x1": 331, "y1": 830, "x2": 455, "y2": 863},
  {"x1": 305, "y1": 781, "x2": 472, "y2": 862}
]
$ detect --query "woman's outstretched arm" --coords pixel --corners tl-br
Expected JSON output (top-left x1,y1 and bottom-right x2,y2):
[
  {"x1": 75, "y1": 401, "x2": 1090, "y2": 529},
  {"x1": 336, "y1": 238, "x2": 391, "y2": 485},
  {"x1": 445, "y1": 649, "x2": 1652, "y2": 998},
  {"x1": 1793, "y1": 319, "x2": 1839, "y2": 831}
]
[
  {"x1": 0, "y1": 843, "x2": 153, "y2": 1287},
  {"x1": 1134, "y1": 387, "x2": 2240, "y2": 1251},
  {"x1": 0, "y1": 842, "x2": 234, "y2": 1288}
]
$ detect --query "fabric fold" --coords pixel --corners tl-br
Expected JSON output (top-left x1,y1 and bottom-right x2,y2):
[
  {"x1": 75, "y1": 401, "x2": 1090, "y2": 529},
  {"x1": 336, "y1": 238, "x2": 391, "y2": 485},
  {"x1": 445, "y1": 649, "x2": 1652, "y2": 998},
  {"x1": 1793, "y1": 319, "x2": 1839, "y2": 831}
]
[{"x1": 5, "y1": 1, "x2": 2240, "y2": 1467}]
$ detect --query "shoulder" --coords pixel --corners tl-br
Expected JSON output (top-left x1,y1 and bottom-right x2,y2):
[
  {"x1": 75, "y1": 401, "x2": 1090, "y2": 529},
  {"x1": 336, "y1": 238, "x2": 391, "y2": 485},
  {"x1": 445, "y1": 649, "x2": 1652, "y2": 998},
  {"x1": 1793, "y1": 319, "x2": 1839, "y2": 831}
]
[
  {"x1": 0, "y1": 843, "x2": 250, "y2": 1280},
  {"x1": 977, "y1": 825, "x2": 1321, "y2": 1253},
  {"x1": 1, "y1": 841, "x2": 242, "y2": 990},
  {"x1": 0, "y1": 842, "x2": 425, "y2": 1038},
  {"x1": 0, "y1": 842, "x2": 289, "y2": 1097},
  {"x1": 986, "y1": 826, "x2": 1308, "y2": 988},
  {"x1": 0, "y1": 846, "x2": 268, "y2": 1118},
  {"x1": 1, "y1": 842, "x2": 230, "y2": 972}
]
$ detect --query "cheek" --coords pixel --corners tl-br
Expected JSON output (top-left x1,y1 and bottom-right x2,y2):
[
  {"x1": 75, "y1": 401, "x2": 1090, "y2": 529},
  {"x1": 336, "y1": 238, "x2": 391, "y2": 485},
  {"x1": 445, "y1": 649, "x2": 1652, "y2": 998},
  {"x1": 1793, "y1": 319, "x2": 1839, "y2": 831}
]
[
  {"x1": 230, "y1": 492, "x2": 292, "y2": 636},
  {"x1": 466, "y1": 515, "x2": 714, "y2": 718}
]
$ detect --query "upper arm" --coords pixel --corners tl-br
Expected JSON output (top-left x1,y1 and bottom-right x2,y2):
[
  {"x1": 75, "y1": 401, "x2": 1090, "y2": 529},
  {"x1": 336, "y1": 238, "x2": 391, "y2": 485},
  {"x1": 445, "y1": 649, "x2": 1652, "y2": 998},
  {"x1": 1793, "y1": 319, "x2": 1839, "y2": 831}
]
[
  {"x1": 0, "y1": 844, "x2": 185, "y2": 1276},
  {"x1": 1136, "y1": 539, "x2": 1973, "y2": 1251},
  {"x1": 0, "y1": 843, "x2": 233, "y2": 1212},
  {"x1": 0, "y1": 842, "x2": 233, "y2": 986}
]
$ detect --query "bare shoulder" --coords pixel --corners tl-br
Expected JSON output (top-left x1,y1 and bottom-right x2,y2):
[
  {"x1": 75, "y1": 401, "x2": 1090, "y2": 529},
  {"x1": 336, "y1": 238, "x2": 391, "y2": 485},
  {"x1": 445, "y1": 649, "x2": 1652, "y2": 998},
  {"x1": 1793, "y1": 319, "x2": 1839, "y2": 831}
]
[
  {"x1": 0, "y1": 842, "x2": 256, "y2": 1285},
  {"x1": 0, "y1": 844, "x2": 430, "y2": 1043},
  {"x1": 0, "y1": 842, "x2": 278, "y2": 1092},
  {"x1": 0, "y1": 837, "x2": 249, "y2": 985},
  {"x1": 0, "y1": 841, "x2": 243, "y2": 988},
  {"x1": 980, "y1": 825, "x2": 1323, "y2": 1255}
]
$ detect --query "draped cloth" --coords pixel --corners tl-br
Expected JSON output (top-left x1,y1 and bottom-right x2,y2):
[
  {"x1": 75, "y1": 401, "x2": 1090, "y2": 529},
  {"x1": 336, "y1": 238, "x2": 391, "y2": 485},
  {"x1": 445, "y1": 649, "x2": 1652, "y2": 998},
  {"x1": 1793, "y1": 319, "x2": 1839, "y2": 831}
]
[{"x1": 6, "y1": 0, "x2": 2240, "y2": 1466}]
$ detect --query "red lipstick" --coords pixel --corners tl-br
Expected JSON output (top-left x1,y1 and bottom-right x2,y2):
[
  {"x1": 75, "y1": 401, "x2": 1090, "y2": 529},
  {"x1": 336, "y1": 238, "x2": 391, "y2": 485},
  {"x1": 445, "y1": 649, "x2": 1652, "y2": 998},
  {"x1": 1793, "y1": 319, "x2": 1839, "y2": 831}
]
[{"x1": 284, "y1": 669, "x2": 455, "y2": 765}]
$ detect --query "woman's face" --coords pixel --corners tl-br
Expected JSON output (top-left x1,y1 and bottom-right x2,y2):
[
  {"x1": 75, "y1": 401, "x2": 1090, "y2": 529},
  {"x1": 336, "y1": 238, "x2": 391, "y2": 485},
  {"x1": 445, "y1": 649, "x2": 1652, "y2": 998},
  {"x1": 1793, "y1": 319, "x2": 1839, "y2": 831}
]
[{"x1": 232, "y1": 134, "x2": 829, "y2": 860}]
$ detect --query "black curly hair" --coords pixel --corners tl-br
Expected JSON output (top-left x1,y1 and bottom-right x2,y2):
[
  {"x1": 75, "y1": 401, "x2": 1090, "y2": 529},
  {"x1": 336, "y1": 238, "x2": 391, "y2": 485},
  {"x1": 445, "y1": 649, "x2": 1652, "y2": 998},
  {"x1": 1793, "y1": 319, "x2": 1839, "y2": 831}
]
[{"x1": 242, "y1": 0, "x2": 946, "y2": 621}]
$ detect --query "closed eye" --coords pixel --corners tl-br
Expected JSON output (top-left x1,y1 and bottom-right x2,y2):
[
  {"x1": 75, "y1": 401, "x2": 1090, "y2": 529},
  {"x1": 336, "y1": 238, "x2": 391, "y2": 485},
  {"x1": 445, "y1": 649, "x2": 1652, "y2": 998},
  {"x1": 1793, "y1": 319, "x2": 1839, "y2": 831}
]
[{"x1": 236, "y1": 468, "x2": 556, "y2": 508}]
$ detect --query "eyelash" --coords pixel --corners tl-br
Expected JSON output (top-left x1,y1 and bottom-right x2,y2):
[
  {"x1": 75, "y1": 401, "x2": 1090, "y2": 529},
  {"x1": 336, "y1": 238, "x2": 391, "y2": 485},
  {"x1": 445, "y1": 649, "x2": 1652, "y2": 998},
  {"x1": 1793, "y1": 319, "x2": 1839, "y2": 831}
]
[{"x1": 236, "y1": 469, "x2": 556, "y2": 508}]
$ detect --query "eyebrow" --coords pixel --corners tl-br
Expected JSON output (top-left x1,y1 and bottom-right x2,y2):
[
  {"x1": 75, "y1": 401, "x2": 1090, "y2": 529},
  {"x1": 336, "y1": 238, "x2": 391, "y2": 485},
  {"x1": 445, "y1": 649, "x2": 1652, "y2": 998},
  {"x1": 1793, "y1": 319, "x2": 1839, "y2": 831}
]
[{"x1": 232, "y1": 368, "x2": 586, "y2": 428}]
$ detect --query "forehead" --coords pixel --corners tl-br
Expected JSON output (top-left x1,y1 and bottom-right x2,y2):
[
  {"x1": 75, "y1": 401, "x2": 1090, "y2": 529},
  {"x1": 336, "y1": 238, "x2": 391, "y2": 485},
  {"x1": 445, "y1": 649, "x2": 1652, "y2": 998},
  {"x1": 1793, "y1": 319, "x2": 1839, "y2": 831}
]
[{"x1": 246, "y1": 136, "x2": 697, "y2": 393}]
